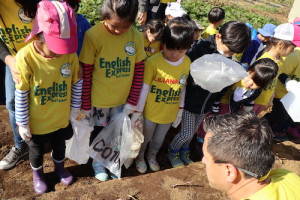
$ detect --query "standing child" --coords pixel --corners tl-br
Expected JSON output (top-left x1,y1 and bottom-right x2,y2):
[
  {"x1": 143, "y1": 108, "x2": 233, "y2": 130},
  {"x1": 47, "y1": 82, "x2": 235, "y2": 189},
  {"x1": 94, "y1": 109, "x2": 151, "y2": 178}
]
[
  {"x1": 79, "y1": 0, "x2": 147, "y2": 181},
  {"x1": 142, "y1": 19, "x2": 165, "y2": 57},
  {"x1": 66, "y1": 0, "x2": 91, "y2": 55},
  {"x1": 253, "y1": 23, "x2": 300, "y2": 115},
  {"x1": 168, "y1": 21, "x2": 251, "y2": 168},
  {"x1": 14, "y1": 1, "x2": 81, "y2": 194},
  {"x1": 268, "y1": 47, "x2": 300, "y2": 140},
  {"x1": 132, "y1": 17, "x2": 194, "y2": 173},
  {"x1": 241, "y1": 23, "x2": 276, "y2": 66},
  {"x1": 202, "y1": 7, "x2": 225, "y2": 39}
]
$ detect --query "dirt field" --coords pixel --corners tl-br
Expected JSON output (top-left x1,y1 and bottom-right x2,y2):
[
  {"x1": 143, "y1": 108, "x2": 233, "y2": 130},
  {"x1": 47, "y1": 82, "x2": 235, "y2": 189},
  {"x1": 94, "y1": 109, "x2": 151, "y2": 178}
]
[{"x1": 0, "y1": 105, "x2": 300, "y2": 200}]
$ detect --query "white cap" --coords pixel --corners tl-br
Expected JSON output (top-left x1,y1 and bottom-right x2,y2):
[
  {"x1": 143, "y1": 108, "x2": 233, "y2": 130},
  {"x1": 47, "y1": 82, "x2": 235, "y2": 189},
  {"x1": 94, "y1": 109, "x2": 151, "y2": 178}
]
[
  {"x1": 274, "y1": 23, "x2": 300, "y2": 47},
  {"x1": 165, "y1": 2, "x2": 186, "y2": 18}
]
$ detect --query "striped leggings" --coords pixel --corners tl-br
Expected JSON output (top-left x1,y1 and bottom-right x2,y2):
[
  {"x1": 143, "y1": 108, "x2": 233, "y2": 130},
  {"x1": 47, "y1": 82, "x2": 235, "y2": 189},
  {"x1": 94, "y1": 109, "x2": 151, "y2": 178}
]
[{"x1": 169, "y1": 109, "x2": 206, "y2": 150}]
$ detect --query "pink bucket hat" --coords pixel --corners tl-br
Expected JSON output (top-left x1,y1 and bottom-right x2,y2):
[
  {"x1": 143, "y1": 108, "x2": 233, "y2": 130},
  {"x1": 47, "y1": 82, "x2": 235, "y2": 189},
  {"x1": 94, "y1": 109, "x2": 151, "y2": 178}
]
[
  {"x1": 25, "y1": 0, "x2": 78, "y2": 54},
  {"x1": 274, "y1": 23, "x2": 300, "y2": 47}
]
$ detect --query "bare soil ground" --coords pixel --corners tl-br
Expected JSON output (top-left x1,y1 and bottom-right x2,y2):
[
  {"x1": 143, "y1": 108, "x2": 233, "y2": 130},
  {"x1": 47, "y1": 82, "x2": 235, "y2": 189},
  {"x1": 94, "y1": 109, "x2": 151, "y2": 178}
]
[{"x1": 1, "y1": 105, "x2": 300, "y2": 200}]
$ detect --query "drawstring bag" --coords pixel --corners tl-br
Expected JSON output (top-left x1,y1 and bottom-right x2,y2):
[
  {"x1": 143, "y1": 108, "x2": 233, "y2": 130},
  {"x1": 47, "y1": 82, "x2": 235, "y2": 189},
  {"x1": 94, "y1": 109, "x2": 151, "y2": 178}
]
[{"x1": 190, "y1": 54, "x2": 248, "y2": 93}]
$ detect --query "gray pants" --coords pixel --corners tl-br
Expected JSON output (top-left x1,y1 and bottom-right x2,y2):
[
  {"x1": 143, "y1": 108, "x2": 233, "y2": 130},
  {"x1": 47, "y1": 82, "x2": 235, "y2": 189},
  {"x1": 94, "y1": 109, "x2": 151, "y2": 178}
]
[
  {"x1": 139, "y1": 118, "x2": 172, "y2": 155},
  {"x1": 170, "y1": 109, "x2": 205, "y2": 150}
]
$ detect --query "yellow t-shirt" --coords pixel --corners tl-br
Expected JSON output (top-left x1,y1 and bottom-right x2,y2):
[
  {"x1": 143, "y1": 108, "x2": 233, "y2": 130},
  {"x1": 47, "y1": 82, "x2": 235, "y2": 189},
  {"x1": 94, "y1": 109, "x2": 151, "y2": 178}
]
[
  {"x1": 79, "y1": 22, "x2": 146, "y2": 108},
  {"x1": 254, "y1": 52, "x2": 283, "y2": 105},
  {"x1": 0, "y1": 0, "x2": 33, "y2": 56},
  {"x1": 220, "y1": 80, "x2": 245, "y2": 104},
  {"x1": 202, "y1": 26, "x2": 218, "y2": 39},
  {"x1": 275, "y1": 47, "x2": 300, "y2": 99},
  {"x1": 161, "y1": 0, "x2": 176, "y2": 3},
  {"x1": 243, "y1": 168, "x2": 300, "y2": 200},
  {"x1": 15, "y1": 42, "x2": 79, "y2": 135},
  {"x1": 143, "y1": 52, "x2": 190, "y2": 124},
  {"x1": 143, "y1": 34, "x2": 161, "y2": 58}
]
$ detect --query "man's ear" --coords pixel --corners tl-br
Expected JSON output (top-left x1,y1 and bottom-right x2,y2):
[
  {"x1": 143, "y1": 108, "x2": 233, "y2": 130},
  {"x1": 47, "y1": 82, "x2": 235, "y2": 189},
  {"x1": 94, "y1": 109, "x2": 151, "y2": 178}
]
[{"x1": 225, "y1": 163, "x2": 239, "y2": 183}]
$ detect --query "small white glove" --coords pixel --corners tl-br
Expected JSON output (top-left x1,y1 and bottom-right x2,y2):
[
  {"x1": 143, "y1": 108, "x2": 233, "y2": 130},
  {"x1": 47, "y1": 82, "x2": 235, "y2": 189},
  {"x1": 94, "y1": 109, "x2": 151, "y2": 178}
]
[
  {"x1": 233, "y1": 87, "x2": 247, "y2": 102},
  {"x1": 81, "y1": 109, "x2": 91, "y2": 118},
  {"x1": 286, "y1": 80, "x2": 299, "y2": 92},
  {"x1": 70, "y1": 108, "x2": 79, "y2": 119},
  {"x1": 131, "y1": 112, "x2": 143, "y2": 128},
  {"x1": 123, "y1": 103, "x2": 136, "y2": 115},
  {"x1": 18, "y1": 125, "x2": 32, "y2": 141},
  {"x1": 172, "y1": 108, "x2": 183, "y2": 128}
]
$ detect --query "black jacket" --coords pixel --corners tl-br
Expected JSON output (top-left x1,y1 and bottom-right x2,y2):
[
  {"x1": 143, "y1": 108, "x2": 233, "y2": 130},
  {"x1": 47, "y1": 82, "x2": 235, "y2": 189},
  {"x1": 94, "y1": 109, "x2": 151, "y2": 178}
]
[{"x1": 185, "y1": 35, "x2": 231, "y2": 114}]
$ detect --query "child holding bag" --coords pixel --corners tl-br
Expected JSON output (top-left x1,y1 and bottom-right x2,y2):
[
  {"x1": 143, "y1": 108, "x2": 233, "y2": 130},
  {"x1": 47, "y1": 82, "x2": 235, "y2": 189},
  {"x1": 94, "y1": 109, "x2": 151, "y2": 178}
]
[
  {"x1": 132, "y1": 17, "x2": 194, "y2": 173},
  {"x1": 14, "y1": 1, "x2": 81, "y2": 194},
  {"x1": 79, "y1": 0, "x2": 147, "y2": 181},
  {"x1": 253, "y1": 23, "x2": 300, "y2": 115}
]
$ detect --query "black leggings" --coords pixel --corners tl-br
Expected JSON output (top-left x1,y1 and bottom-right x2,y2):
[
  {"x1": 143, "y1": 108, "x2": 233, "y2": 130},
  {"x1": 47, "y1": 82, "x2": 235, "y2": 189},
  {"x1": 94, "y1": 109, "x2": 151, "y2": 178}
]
[{"x1": 26, "y1": 123, "x2": 73, "y2": 168}]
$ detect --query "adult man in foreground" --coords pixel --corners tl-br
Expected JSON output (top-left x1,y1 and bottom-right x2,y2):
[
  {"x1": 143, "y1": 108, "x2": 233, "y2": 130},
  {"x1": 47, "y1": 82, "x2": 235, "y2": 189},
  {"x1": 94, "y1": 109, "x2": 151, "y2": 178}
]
[{"x1": 202, "y1": 112, "x2": 300, "y2": 200}]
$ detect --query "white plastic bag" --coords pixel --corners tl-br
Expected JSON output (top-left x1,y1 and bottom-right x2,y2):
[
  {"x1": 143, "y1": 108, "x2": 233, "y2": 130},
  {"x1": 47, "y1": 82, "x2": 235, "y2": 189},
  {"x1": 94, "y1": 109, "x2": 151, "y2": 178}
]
[
  {"x1": 66, "y1": 110, "x2": 93, "y2": 164},
  {"x1": 281, "y1": 81, "x2": 300, "y2": 122},
  {"x1": 190, "y1": 54, "x2": 248, "y2": 93},
  {"x1": 88, "y1": 112, "x2": 144, "y2": 178},
  {"x1": 123, "y1": 124, "x2": 144, "y2": 169}
]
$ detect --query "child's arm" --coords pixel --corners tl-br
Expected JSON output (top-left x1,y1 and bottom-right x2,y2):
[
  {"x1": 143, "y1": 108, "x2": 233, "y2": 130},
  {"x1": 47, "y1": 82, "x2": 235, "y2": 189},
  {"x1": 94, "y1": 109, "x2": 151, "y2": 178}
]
[
  {"x1": 131, "y1": 82, "x2": 149, "y2": 128},
  {"x1": 230, "y1": 88, "x2": 262, "y2": 113},
  {"x1": 172, "y1": 86, "x2": 186, "y2": 128},
  {"x1": 278, "y1": 73, "x2": 289, "y2": 84},
  {"x1": 71, "y1": 79, "x2": 83, "y2": 109},
  {"x1": 15, "y1": 89, "x2": 31, "y2": 141},
  {"x1": 80, "y1": 63, "x2": 94, "y2": 117},
  {"x1": 124, "y1": 60, "x2": 145, "y2": 114}
]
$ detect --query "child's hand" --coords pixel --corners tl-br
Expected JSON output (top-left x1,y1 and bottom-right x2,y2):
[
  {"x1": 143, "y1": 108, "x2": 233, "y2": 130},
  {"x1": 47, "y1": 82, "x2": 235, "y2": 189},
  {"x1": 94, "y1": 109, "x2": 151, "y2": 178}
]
[
  {"x1": 286, "y1": 80, "x2": 298, "y2": 92},
  {"x1": 17, "y1": 125, "x2": 32, "y2": 141},
  {"x1": 5, "y1": 55, "x2": 20, "y2": 84},
  {"x1": 81, "y1": 109, "x2": 91, "y2": 118},
  {"x1": 131, "y1": 112, "x2": 143, "y2": 128},
  {"x1": 172, "y1": 108, "x2": 183, "y2": 128},
  {"x1": 123, "y1": 103, "x2": 136, "y2": 115}
]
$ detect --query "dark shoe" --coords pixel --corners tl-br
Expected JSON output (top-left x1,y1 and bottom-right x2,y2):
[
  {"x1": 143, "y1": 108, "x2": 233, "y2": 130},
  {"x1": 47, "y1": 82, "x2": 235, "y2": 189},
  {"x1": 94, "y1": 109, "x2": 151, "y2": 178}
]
[
  {"x1": 32, "y1": 166, "x2": 48, "y2": 194},
  {"x1": 0, "y1": 146, "x2": 28, "y2": 170},
  {"x1": 53, "y1": 159, "x2": 74, "y2": 185},
  {"x1": 272, "y1": 132, "x2": 289, "y2": 142},
  {"x1": 167, "y1": 145, "x2": 184, "y2": 168}
]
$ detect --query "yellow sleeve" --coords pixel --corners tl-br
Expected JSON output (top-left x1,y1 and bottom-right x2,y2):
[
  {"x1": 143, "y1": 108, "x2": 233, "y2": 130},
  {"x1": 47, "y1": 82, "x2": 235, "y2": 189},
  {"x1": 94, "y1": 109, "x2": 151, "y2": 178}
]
[
  {"x1": 79, "y1": 28, "x2": 99, "y2": 65},
  {"x1": 71, "y1": 54, "x2": 79, "y2": 84},
  {"x1": 143, "y1": 59, "x2": 156, "y2": 85},
  {"x1": 134, "y1": 30, "x2": 147, "y2": 63},
  {"x1": 282, "y1": 52, "x2": 298, "y2": 75},
  {"x1": 15, "y1": 49, "x2": 32, "y2": 91}
]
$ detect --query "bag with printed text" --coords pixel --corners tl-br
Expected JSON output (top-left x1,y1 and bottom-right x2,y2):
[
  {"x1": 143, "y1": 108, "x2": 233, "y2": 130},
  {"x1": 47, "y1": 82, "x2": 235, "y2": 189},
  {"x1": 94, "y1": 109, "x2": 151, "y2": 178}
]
[{"x1": 88, "y1": 112, "x2": 144, "y2": 178}]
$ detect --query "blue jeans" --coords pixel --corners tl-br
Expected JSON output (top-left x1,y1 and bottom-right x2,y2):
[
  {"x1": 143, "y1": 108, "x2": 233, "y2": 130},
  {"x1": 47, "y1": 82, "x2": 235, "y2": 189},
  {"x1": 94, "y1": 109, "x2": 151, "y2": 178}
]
[{"x1": 5, "y1": 66, "x2": 25, "y2": 149}]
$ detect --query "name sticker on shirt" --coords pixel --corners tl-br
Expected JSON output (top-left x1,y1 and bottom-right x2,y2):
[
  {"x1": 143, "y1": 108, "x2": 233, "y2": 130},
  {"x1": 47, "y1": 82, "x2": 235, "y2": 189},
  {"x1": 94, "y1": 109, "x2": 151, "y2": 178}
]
[
  {"x1": 61, "y1": 63, "x2": 72, "y2": 78},
  {"x1": 179, "y1": 75, "x2": 188, "y2": 86},
  {"x1": 125, "y1": 41, "x2": 136, "y2": 56}
]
